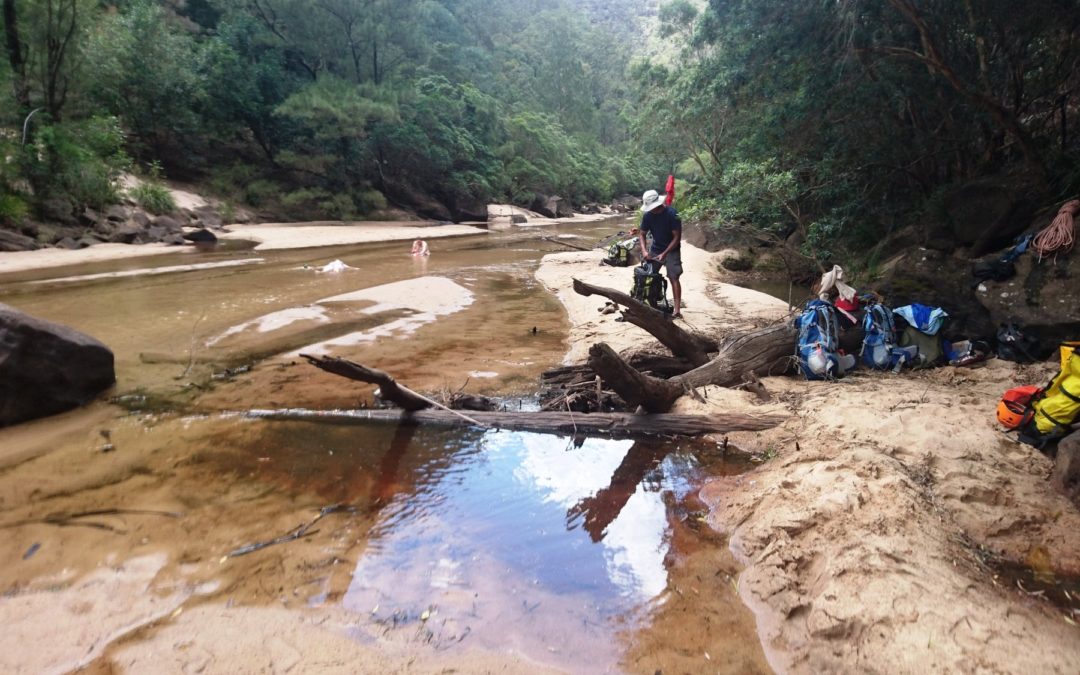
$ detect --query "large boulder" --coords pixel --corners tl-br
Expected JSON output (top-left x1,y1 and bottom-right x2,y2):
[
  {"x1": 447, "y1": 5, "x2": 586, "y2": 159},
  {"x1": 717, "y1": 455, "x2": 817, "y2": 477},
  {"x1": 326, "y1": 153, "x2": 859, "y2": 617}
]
[
  {"x1": 611, "y1": 194, "x2": 642, "y2": 213},
  {"x1": 944, "y1": 181, "x2": 1037, "y2": 257},
  {"x1": 972, "y1": 247, "x2": 1080, "y2": 350},
  {"x1": 530, "y1": 193, "x2": 557, "y2": 218},
  {"x1": 0, "y1": 304, "x2": 115, "y2": 426},
  {"x1": 529, "y1": 194, "x2": 573, "y2": 218},
  {"x1": 873, "y1": 248, "x2": 995, "y2": 341},
  {"x1": 449, "y1": 196, "x2": 488, "y2": 223},
  {"x1": 0, "y1": 229, "x2": 40, "y2": 252}
]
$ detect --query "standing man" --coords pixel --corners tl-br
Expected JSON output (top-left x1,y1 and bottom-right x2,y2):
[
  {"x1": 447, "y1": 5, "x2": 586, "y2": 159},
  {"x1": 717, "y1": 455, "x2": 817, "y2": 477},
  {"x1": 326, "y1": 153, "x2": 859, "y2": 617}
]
[{"x1": 637, "y1": 189, "x2": 683, "y2": 318}]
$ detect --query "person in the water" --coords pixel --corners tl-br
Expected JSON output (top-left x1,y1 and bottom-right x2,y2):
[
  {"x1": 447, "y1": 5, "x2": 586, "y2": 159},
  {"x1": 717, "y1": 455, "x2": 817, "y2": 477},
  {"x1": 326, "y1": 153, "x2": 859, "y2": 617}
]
[{"x1": 411, "y1": 239, "x2": 429, "y2": 256}]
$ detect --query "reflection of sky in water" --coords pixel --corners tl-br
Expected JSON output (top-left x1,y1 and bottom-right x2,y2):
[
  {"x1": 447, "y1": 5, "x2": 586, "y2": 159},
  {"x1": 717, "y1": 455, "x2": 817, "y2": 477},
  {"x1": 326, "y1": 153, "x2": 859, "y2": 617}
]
[
  {"x1": 343, "y1": 431, "x2": 689, "y2": 665},
  {"x1": 514, "y1": 434, "x2": 669, "y2": 599}
]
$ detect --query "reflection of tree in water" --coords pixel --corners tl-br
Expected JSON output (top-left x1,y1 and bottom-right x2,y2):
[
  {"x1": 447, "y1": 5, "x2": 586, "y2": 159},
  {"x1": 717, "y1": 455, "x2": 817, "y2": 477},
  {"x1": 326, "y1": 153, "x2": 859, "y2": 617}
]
[{"x1": 566, "y1": 441, "x2": 670, "y2": 542}]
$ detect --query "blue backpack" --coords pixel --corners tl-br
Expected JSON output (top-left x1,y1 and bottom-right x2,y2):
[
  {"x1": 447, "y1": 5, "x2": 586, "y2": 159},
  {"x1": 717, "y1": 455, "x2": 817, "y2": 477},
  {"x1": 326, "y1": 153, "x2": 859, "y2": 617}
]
[
  {"x1": 860, "y1": 303, "x2": 915, "y2": 371},
  {"x1": 795, "y1": 300, "x2": 841, "y2": 380}
]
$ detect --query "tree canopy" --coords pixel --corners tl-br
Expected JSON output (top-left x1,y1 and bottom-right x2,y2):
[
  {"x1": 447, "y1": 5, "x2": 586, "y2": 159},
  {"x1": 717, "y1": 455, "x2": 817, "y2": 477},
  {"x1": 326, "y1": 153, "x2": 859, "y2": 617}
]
[
  {"x1": 1, "y1": 0, "x2": 1077, "y2": 256},
  {"x1": 0, "y1": 0, "x2": 661, "y2": 224}
]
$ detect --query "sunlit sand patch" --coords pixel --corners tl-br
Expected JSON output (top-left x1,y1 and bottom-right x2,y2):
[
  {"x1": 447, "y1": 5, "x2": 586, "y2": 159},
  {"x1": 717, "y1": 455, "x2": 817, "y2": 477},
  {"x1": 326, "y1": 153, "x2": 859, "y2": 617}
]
[
  {"x1": 27, "y1": 258, "x2": 264, "y2": 284},
  {"x1": 206, "y1": 305, "x2": 331, "y2": 345},
  {"x1": 217, "y1": 223, "x2": 487, "y2": 251},
  {"x1": 289, "y1": 276, "x2": 475, "y2": 355}
]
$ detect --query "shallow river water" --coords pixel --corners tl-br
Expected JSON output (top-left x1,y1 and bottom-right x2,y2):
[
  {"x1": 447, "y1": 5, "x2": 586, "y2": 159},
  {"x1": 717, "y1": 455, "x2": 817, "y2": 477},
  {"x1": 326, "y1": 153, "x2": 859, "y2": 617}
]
[{"x1": 0, "y1": 221, "x2": 770, "y2": 673}]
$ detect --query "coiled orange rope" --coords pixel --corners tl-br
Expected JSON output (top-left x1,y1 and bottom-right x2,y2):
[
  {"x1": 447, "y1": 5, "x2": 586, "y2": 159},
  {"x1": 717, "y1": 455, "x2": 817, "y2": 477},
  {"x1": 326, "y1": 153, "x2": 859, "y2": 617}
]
[{"x1": 1032, "y1": 199, "x2": 1079, "y2": 260}]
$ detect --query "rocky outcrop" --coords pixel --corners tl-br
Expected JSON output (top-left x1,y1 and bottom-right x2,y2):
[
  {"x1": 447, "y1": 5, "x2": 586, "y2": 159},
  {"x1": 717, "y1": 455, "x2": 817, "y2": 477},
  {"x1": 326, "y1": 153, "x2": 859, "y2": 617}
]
[
  {"x1": 611, "y1": 194, "x2": 642, "y2": 213},
  {"x1": 0, "y1": 229, "x2": 39, "y2": 252},
  {"x1": 873, "y1": 248, "x2": 995, "y2": 341},
  {"x1": 941, "y1": 180, "x2": 1037, "y2": 257},
  {"x1": 449, "y1": 196, "x2": 488, "y2": 223},
  {"x1": 528, "y1": 194, "x2": 573, "y2": 218},
  {"x1": 972, "y1": 246, "x2": 1080, "y2": 349},
  {"x1": 0, "y1": 304, "x2": 115, "y2": 427}
]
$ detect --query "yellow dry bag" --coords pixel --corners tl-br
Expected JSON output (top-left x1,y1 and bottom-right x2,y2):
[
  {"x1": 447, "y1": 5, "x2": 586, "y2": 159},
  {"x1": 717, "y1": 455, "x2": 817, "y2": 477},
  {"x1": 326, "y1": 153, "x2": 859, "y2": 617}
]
[{"x1": 1032, "y1": 344, "x2": 1080, "y2": 436}]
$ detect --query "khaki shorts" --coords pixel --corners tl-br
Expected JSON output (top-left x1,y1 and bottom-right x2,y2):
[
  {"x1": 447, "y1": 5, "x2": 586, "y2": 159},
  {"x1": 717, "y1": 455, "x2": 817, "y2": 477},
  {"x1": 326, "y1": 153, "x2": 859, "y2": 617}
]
[{"x1": 651, "y1": 248, "x2": 682, "y2": 280}]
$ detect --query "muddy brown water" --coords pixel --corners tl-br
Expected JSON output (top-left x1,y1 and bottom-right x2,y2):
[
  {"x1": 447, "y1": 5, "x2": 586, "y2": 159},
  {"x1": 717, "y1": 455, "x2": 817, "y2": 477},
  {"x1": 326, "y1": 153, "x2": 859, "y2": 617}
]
[{"x1": 0, "y1": 222, "x2": 771, "y2": 673}]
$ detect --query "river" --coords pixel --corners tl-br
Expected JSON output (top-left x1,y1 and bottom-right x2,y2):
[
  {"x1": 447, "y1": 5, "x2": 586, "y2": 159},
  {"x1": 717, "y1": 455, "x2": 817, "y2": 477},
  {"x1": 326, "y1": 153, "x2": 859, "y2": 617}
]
[{"x1": 0, "y1": 221, "x2": 770, "y2": 673}]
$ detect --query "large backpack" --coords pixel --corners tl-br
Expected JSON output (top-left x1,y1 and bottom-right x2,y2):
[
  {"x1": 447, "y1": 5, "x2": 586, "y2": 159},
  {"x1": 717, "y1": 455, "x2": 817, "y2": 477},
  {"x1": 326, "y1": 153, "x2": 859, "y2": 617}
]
[
  {"x1": 630, "y1": 260, "x2": 671, "y2": 312},
  {"x1": 860, "y1": 302, "x2": 916, "y2": 371},
  {"x1": 796, "y1": 300, "x2": 843, "y2": 380},
  {"x1": 893, "y1": 304, "x2": 949, "y2": 369},
  {"x1": 601, "y1": 238, "x2": 633, "y2": 267}
]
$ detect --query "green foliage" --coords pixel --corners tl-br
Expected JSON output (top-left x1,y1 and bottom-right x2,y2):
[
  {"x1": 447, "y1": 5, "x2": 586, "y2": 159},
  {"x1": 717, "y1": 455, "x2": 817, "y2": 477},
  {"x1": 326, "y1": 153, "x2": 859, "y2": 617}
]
[
  {"x1": 20, "y1": 116, "x2": 130, "y2": 216},
  {"x1": 0, "y1": 193, "x2": 30, "y2": 224},
  {"x1": 0, "y1": 0, "x2": 660, "y2": 224},
  {"x1": 633, "y1": 0, "x2": 1080, "y2": 263},
  {"x1": 84, "y1": 0, "x2": 205, "y2": 162},
  {"x1": 129, "y1": 163, "x2": 177, "y2": 215}
]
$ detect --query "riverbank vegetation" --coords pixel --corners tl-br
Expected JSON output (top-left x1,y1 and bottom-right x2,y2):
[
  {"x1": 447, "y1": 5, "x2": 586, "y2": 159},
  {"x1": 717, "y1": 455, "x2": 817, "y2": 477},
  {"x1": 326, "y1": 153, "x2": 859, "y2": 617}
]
[
  {"x1": 2, "y1": 0, "x2": 1080, "y2": 263},
  {"x1": 635, "y1": 0, "x2": 1080, "y2": 265},
  {"x1": 0, "y1": 0, "x2": 661, "y2": 226}
]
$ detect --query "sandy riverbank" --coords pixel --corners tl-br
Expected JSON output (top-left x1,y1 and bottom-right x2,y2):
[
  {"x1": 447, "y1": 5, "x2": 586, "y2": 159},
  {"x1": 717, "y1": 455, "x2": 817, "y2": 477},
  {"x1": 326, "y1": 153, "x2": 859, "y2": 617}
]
[
  {"x1": 0, "y1": 222, "x2": 489, "y2": 275},
  {"x1": 535, "y1": 245, "x2": 1080, "y2": 673}
]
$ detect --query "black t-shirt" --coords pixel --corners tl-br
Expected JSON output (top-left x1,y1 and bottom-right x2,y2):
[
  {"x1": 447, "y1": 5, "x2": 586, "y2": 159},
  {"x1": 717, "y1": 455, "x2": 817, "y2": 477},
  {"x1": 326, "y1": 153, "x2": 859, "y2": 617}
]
[{"x1": 640, "y1": 207, "x2": 681, "y2": 254}]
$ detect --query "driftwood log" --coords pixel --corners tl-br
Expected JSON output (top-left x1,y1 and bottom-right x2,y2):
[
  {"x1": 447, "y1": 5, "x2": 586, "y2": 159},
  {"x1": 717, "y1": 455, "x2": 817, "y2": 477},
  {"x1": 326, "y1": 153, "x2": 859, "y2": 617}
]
[
  {"x1": 246, "y1": 408, "x2": 785, "y2": 437},
  {"x1": 572, "y1": 278, "x2": 718, "y2": 367},
  {"x1": 573, "y1": 277, "x2": 798, "y2": 413}
]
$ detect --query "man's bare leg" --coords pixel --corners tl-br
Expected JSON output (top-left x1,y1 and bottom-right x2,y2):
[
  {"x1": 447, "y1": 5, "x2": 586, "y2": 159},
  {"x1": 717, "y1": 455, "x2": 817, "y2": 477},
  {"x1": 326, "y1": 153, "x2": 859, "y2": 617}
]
[{"x1": 671, "y1": 277, "x2": 682, "y2": 316}]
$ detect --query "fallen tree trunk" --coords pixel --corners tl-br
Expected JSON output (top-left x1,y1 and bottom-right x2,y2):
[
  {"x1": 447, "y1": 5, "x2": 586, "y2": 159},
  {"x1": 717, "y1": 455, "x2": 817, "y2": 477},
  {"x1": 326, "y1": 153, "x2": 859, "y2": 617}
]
[
  {"x1": 244, "y1": 408, "x2": 785, "y2": 437},
  {"x1": 585, "y1": 324, "x2": 797, "y2": 412},
  {"x1": 572, "y1": 278, "x2": 717, "y2": 366},
  {"x1": 573, "y1": 276, "x2": 799, "y2": 412},
  {"x1": 588, "y1": 343, "x2": 682, "y2": 413},
  {"x1": 302, "y1": 354, "x2": 429, "y2": 410},
  {"x1": 675, "y1": 321, "x2": 797, "y2": 389}
]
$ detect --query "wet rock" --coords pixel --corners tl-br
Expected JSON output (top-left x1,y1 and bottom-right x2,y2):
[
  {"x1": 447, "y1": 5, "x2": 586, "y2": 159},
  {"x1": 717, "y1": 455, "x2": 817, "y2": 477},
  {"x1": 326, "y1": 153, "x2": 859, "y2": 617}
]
[
  {"x1": 183, "y1": 228, "x2": 218, "y2": 244},
  {"x1": 0, "y1": 229, "x2": 40, "y2": 251},
  {"x1": 0, "y1": 303, "x2": 115, "y2": 427}
]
